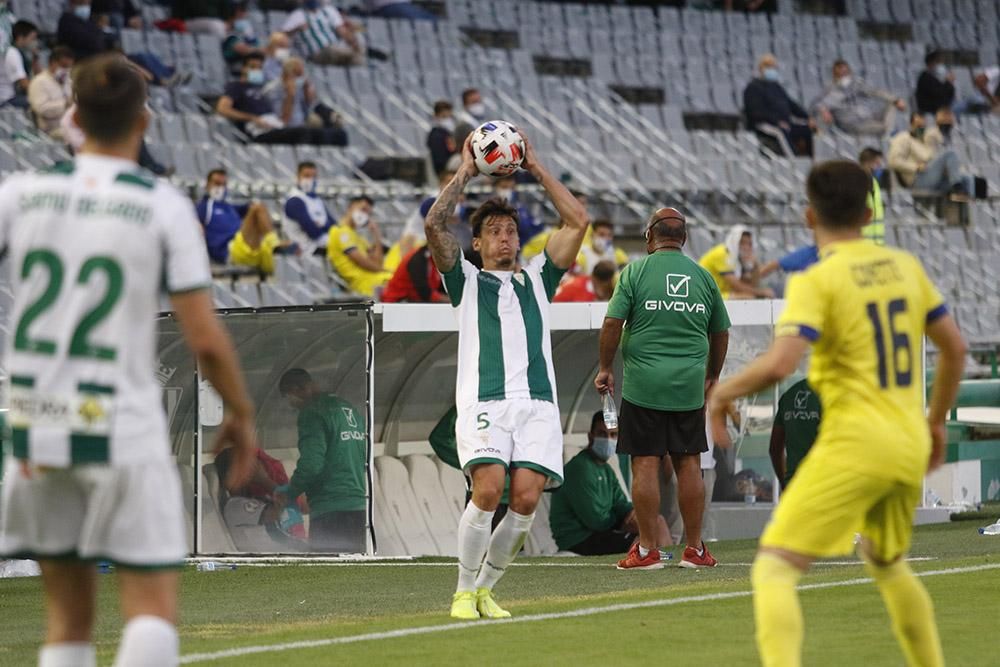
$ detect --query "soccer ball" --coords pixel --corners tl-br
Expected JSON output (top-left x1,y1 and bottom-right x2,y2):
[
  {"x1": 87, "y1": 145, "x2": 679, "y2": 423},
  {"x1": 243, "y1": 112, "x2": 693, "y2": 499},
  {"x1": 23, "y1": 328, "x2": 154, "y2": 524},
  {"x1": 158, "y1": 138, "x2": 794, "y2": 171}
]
[{"x1": 470, "y1": 120, "x2": 525, "y2": 177}]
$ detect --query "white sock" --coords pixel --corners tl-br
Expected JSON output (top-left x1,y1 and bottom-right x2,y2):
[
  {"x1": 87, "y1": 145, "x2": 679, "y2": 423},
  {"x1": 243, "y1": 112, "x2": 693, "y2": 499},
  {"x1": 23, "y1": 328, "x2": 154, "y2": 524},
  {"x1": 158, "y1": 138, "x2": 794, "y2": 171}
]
[
  {"x1": 113, "y1": 615, "x2": 178, "y2": 667},
  {"x1": 475, "y1": 510, "x2": 534, "y2": 591},
  {"x1": 638, "y1": 546, "x2": 650, "y2": 558},
  {"x1": 457, "y1": 502, "x2": 495, "y2": 593},
  {"x1": 39, "y1": 643, "x2": 96, "y2": 667}
]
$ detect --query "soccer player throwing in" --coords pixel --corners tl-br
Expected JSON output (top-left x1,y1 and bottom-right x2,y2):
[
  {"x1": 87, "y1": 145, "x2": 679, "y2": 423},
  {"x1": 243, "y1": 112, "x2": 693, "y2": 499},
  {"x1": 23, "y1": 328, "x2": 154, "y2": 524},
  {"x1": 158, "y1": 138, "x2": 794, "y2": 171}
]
[
  {"x1": 0, "y1": 55, "x2": 257, "y2": 667},
  {"x1": 708, "y1": 160, "x2": 966, "y2": 667},
  {"x1": 426, "y1": 134, "x2": 588, "y2": 620}
]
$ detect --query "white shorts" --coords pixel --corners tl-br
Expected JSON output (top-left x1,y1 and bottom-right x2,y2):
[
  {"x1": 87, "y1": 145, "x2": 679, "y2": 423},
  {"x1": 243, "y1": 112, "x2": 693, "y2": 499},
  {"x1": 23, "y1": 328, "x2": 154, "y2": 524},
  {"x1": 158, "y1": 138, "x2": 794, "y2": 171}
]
[
  {"x1": 456, "y1": 399, "x2": 564, "y2": 489},
  {"x1": 0, "y1": 458, "x2": 188, "y2": 568}
]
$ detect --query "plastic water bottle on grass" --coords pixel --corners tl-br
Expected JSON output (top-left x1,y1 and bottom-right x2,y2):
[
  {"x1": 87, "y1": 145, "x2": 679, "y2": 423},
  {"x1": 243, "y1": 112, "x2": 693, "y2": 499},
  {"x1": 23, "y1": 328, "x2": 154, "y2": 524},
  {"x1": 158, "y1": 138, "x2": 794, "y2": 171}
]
[
  {"x1": 602, "y1": 392, "x2": 618, "y2": 430},
  {"x1": 979, "y1": 520, "x2": 1000, "y2": 536},
  {"x1": 196, "y1": 562, "x2": 237, "y2": 572}
]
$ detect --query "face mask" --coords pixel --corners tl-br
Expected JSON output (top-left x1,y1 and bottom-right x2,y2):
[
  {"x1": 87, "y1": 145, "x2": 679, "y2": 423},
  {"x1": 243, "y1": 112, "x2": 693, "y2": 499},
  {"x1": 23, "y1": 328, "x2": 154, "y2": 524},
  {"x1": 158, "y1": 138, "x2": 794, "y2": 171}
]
[
  {"x1": 274, "y1": 47, "x2": 291, "y2": 62},
  {"x1": 246, "y1": 69, "x2": 265, "y2": 85},
  {"x1": 911, "y1": 126, "x2": 925, "y2": 139},
  {"x1": 467, "y1": 101, "x2": 486, "y2": 117},
  {"x1": 933, "y1": 64, "x2": 947, "y2": 80},
  {"x1": 54, "y1": 67, "x2": 69, "y2": 83},
  {"x1": 495, "y1": 187, "x2": 513, "y2": 202},
  {"x1": 872, "y1": 166, "x2": 885, "y2": 181},
  {"x1": 352, "y1": 209, "x2": 370, "y2": 228},
  {"x1": 592, "y1": 236, "x2": 611, "y2": 253},
  {"x1": 938, "y1": 123, "x2": 953, "y2": 137},
  {"x1": 209, "y1": 186, "x2": 226, "y2": 201},
  {"x1": 298, "y1": 178, "x2": 316, "y2": 193},
  {"x1": 437, "y1": 116, "x2": 455, "y2": 132},
  {"x1": 762, "y1": 67, "x2": 781, "y2": 82},
  {"x1": 234, "y1": 18, "x2": 253, "y2": 37},
  {"x1": 591, "y1": 437, "x2": 617, "y2": 461},
  {"x1": 837, "y1": 76, "x2": 852, "y2": 88},
  {"x1": 74, "y1": 5, "x2": 91, "y2": 20}
]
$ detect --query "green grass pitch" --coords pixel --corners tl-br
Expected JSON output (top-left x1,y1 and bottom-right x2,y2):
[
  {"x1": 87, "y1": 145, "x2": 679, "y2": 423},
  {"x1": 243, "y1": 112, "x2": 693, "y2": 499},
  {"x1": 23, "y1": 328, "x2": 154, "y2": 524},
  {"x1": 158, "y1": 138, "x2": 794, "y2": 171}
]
[{"x1": 1, "y1": 522, "x2": 998, "y2": 665}]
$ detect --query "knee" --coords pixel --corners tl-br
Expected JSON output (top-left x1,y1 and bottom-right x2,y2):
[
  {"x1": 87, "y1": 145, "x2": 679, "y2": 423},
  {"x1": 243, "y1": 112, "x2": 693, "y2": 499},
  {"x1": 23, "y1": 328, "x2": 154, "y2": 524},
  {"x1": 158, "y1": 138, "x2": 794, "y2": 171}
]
[
  {"x1": 508, "y1": 486, "x2": 542, "y2": 515},
  {"x1": 471, "y1": 482, "x2": 503, "y2": 511}
]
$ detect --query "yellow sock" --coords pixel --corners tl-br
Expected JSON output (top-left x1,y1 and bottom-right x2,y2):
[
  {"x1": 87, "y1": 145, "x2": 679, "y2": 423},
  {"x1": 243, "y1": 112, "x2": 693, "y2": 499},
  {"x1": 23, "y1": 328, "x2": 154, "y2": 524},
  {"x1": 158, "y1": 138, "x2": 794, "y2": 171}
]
[
  {"x1": 865, "y1": 559, "x2": 944, "y2": 667},
  {"x1": 751, "y1": 553, "x2": 804, "y2": 667}
]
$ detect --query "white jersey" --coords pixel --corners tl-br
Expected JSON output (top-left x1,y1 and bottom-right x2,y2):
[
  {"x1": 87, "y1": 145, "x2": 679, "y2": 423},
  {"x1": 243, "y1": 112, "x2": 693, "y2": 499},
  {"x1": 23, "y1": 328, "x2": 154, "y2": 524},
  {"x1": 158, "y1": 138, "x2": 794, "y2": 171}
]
[
  {"x1": 441, "y1": 253, "x2": 566, "y2": 409},
  {"x1": 0, "y1": 154, "x2": 211, "y2": 467}
]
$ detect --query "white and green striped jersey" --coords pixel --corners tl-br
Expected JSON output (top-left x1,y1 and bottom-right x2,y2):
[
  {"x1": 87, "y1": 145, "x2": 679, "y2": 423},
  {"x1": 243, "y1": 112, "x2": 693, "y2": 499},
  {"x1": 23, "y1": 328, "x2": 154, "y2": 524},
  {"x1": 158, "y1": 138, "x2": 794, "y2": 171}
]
[
  {"x1": 282, "y1": 7, "x2": 345, "y2": 58},
  {"x1": 0, "y1": 154, "x2": 212, "y2": 467},
  {"x1": 442, "y1": 253, "x2": 567, "y2": 408}
]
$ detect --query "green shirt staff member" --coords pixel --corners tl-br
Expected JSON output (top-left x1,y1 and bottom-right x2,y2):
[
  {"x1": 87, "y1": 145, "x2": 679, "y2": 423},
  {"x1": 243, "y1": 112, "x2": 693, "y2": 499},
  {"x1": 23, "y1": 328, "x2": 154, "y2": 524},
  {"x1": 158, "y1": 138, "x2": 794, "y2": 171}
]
[
  {"x1": 276, "y1": 368, "x2": 367, "y2": 553},
  {"x1": 596, "y1": 208, "x2": 730, "y2": 571},
  {"x1": 769, "y1": 378, "x2": 821, "y2": 489}
]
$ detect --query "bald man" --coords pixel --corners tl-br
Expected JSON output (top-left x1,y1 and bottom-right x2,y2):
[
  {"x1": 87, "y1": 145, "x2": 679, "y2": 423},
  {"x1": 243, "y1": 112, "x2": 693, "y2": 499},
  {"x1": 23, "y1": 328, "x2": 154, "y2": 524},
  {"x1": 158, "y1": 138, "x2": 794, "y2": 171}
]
[
  {"x1": 744, "y1": 53, "x2": 815, "y2": 157},
  {"x1": 596, "y1": 208, "x2": 731, "y2": 569}
]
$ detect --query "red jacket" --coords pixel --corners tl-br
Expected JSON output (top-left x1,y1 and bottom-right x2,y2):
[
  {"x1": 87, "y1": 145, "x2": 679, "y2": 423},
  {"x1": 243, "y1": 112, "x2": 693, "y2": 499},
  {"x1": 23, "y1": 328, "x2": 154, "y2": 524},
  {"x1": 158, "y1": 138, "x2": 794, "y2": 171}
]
[
  {"x1": 553, "y1": 275, "x2": 598, "y2": 302},
  {"x1": 382, "y1": 247, "x2": 447, "y2": 303}
]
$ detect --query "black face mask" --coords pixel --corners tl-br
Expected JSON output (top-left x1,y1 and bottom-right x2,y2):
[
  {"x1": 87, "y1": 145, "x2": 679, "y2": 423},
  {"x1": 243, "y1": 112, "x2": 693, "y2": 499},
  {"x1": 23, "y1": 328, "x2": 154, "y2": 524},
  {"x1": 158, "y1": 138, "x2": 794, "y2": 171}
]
[
  {"x1": 938, "y1": 123, "x2": 953, "y2": 136},
  {"x1": 911, "y1": 127, "x2": 926, "y2": 139}
]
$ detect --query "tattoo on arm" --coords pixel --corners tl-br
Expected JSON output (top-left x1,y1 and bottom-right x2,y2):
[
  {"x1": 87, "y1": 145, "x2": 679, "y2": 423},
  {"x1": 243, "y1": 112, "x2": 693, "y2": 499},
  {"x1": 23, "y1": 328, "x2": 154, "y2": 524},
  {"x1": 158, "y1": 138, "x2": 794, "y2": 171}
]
[{"x1": 424, "y1": 169, "x2": 471, "y2": 272}]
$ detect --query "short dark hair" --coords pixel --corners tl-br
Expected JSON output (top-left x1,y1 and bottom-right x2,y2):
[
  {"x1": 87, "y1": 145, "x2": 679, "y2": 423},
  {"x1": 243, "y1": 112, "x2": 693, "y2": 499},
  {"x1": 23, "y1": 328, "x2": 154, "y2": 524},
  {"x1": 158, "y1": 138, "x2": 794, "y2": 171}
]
[
  {"x1": 279, "y1": 368, "x2": 313, "y2": 395},
  {"x1": 590, "y1": 410, "x2": 605, "y2": 433},
  {"x1": 206, "y1": 168, "x2": 227, "y2": 182},
  {"x1": 461, "y1": 88, "x2": 479, "y2": 105},
  {"x1": 351, "y1": 195, "x2": 374, "y2": 206},
  {"x1": 433, "y1": 99, "x2": 452, "y2": 116},
  {"x1": 73, "y1": 54, "x2": 147, "y2": 145},
  {"x1": 50, "y1": 45, "x2": 75, "y2": 64},
  {"x1": 832, "y1": 58, "x2": 848, "y2": 69},
  {"x1": 12, "y1": 20, "x2": 37, "y2": 40},
  {"x1": 297, "y1": 161, "x2": 316, "y2": 174},
  {"x1": 858, "y1": 147, "x2": 883, "y2": 164},
  {"x1": 592, "y1": 260, "x2": 616, "y2": 283},
  {"x1": 806, "y1": 160, "x2": 872, "y2": 229},
  {"x1": 470, "y1": 198, "x2": 519, "y2": 238},
  {"x1": 592, "y1": 219, "x2": 613, "y2": 233},
  {"x1": 925, "y1": 49, "x2": 943, "y2": 66},
  {"x1": 243, "y1": 52, "x2": 265, "y2": 67}
]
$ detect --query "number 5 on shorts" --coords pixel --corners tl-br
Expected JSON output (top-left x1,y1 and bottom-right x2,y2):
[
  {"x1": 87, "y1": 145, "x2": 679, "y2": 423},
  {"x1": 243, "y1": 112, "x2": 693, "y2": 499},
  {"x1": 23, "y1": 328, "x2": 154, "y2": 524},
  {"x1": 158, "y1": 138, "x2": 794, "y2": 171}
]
[{"x1": 476, "y1": 412, "x2": 490, "y2": 431}]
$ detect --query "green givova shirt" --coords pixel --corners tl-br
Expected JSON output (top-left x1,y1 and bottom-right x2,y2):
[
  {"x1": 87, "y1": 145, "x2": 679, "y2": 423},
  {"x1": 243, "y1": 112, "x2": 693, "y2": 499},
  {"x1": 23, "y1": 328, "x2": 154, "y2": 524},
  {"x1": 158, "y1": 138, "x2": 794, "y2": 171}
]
[
  {"x1": 287, "y1": 394, "x2": 367, "y2": 515},
  {"x1": 774, "y1": 378, "x2": 821, "y2": 484},
  {"x1": 549, "y1": 449, "x2": 633, "y2": 551},
  {"x1": 606, "y1": 250, "x2": 731, "y2": 411}
]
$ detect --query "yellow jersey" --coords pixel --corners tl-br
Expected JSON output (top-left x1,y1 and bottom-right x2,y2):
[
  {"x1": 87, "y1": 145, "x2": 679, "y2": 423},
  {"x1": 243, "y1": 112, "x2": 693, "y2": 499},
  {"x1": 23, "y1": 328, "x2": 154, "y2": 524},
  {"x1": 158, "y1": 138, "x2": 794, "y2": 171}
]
[
  {"x1": 776, "y1": 239, "x2": 946, "y2": 484},
  {"x1": 326, "y1": 224, "x2": 390, "y2": 296},
  {"x1": 699, "y1": 243, "x2": 735, "y2": 298}
]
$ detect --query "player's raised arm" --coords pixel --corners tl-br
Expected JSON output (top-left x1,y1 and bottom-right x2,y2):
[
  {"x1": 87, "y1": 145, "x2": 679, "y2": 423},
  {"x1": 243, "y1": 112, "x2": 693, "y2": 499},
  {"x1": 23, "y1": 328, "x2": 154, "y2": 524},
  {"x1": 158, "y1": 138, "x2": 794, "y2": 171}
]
[
  {"x1": 424, "y1": 136, "x2": 477, "y2": 273},
  {"x1": 925, "y1": 312, "x2": 967, "y2": 471},
  {"x1": 527, "y1": 134, "x2": 589, "y2": 269}
]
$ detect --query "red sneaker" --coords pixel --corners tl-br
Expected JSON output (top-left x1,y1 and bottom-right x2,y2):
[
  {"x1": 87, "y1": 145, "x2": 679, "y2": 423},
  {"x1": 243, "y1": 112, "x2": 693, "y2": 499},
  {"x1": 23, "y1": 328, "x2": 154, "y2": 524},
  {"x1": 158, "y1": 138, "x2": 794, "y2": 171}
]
[
  {"x1": 679, "y1": 542, "x2": 718, "y2": 568},
  {"x1": 616, "y1": 543, "x2": 664, "y2": 570}
]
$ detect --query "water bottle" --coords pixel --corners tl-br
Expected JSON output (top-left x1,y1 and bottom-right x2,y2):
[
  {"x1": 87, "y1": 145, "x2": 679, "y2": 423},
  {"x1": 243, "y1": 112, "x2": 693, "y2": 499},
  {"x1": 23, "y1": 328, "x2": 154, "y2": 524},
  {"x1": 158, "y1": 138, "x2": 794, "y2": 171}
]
[
  {"x1": 196, "y1": 561, "x2": 236, "y2": 572},
  {"x1": 979, "y1": 520, "x2": 1000, "y2": 536},
  {"x1": 602, "y1": 392, "x2": 618, "y2": 430},
  {"x1": 744, "y1": 477, "x2": 757, "y2": 505}
]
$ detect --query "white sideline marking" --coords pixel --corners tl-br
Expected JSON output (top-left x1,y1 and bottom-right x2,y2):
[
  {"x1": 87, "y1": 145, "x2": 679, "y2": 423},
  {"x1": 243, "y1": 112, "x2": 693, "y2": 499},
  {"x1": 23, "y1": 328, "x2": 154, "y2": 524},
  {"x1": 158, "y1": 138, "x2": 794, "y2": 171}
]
[{"x1": 179, "y1": 562, "x2": 1000, "y2": 664}]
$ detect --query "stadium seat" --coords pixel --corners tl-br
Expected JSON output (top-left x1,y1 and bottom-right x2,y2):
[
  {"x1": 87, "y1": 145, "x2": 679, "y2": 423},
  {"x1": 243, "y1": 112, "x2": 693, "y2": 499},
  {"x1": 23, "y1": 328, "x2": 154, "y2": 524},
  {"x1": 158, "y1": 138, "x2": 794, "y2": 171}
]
[
  {"x1": 436, "y1": 459, "x2": 468, "y2": 526},
  {"x1": 402, "y1": 455, "x2": 459, "y2": 557},
  {"x1": 374, "y1": 456, "x2": 441, "y2": 556}
]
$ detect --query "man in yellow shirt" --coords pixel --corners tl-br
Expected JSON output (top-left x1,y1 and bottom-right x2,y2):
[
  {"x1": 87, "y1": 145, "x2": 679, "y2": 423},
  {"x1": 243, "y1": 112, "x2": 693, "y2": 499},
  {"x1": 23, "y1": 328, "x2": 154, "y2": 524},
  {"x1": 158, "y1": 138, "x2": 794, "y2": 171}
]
[
  {"x1": 708, "y1": 160, "x2": 966, "y2": 667},
  {"x1": 699, "y1": 225, "x2": 774, "y2": 299},
  {"x1": 326, "y1": 195, "x2": 391, "y2": 297},
  {"x1": 576, "y1": 219, "x2": 629, "y2": 274}
]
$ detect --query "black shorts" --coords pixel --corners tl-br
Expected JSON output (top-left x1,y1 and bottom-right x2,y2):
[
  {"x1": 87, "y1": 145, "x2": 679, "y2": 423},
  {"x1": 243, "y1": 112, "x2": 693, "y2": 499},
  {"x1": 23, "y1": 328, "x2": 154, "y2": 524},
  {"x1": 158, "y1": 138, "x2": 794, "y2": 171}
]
[
  {"x1": 568, "y1": 529, "x2": 636, "y2": 556},
  {"x1": 310, "y1": 510, "x2": 367, "y2": 553},
  {"x1": 617, "y1": 399, "x2": 708, "y2": 458}
]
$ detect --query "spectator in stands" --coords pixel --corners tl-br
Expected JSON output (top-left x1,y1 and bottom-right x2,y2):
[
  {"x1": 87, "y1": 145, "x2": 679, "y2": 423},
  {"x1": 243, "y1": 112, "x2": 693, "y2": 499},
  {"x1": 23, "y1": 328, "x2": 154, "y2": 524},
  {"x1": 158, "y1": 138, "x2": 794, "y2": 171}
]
[
  {"x1": 275, "y1": 369, "x2": 368, "y2": 553},
  {"x1": 172, "y1": 0, "x2": 227, "y2": 38},
  {"x1": 327, "y1": 195, "x2": 392, "y2": 297},
  {"x1": 216, "y1": 53, "x2": 339, "y2": 146},
  {"x1": 282, "y1": 0, "x2": 366, "y2": 67},
  {"x1": 222, "y1": 3, "x2": 260, "y2": 76},
  {"x1": 263, "y1": 56, "x2": 347, "y2": 146},
  {"x1": 0, "y1": 20, "x2": 37, "y2": 108},
  {"x1": 427, "y1": 100, "x2": 457, "y2": 175},
  {"x1": 363, "y1": 0, "x2": 437, "y2": 20},
  {"x1": 550, "y1": 411, "x2": 672, "y2": 556},
  {"x1": 398, "y1": 170, "x2": 473, "y2": 258},
  {"x1": 0, "y1": 1, "x2": 14, "y2": 52},
  {"x1": 811, "y1": 59, "x2": 905, "y2": 136},
  {"x1": 196, "y1": 168, "x2": 292, "y2": 274},
  {"x1": 768, "y1": 378, "x2": 820, "y2": 490},
  {"x1": 284, "y1": 161, "x2": 335, "y2": 256},
  {"x1": 491, "y1": 174, "x2": 539, "y2": 246},
  {"x1": 888, "y1": 112, "x2": 972, "y2": 198},
  {"x1": 28, "y1": 46, "x2": 74, "y2": 138},
  {"x1": 521, "y1": 188, "x2": 589, "y2": 262},
  {"x1": 699, "y1": 226, "x2": 774, "y2": 299},
  {"x1": 576, "y1": 219, "x2": 629, "y2": 275},
  {"x1": 262, "y1": 31, "x2": 292, "y2": 82},
  {"x1": 382, "y1": 246, "x2": 449, "y2": 303},
  {"x1": 91, "y1": 0, "x2": 142, "y2": 31},
  {"x1": 457, "y1": 87, "x2": 488, "y2": 126},
  {"x1": 963, "y1": 67, "x2": 1000, "y2": 114},
  {"x1": 925, "y1": 107, "x2": 955, "y2": 152},
  {"x1": 915, "y1": 50, "x2": 956, "y2": 116},
  {"x1": 554, "y1": 260, "x2": 616, "y2": 303},
  {"x1": 743, "y1": 53, "x2": 814, "y2": 157}
]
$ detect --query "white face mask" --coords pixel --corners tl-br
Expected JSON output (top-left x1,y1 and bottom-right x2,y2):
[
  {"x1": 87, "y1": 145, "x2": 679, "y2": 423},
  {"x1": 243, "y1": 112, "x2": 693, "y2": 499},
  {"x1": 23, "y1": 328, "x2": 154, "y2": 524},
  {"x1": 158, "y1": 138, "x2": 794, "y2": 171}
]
[
  {"x1": 54, "y1": 67, "x2": 69, "y2": 83},
  {"x1": 592, "y1": 236, "x2": 611, "y2": 253},
  {"x1": 352, "y1": 209, "x2": 370, "y2": 228},
  {"x1": 495, "y1": 187, "x2": 513, "y2": 202},
  {"x1": 274, "y1": 47, "x2": 291, "y2": 62},
  {"x1": 467, "y1": 101, "x2": 486, "y2": 117},
  {"x1": 209, "y1": 186, "x2": 226, "y2": 201},
  {"x1": 298, "y1": 177, "x2": 316, "y2": 193},
  {"x1": 437, "y1": 116, "x2": 455, "y2": 132},
  {"x1": 837, "y1": 76, "x2": 852, "y2": 88},
  {"x1": 591, "y1": 436, "x2": 617, "y2": 461}
]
